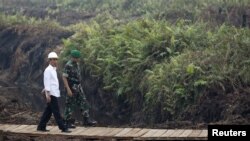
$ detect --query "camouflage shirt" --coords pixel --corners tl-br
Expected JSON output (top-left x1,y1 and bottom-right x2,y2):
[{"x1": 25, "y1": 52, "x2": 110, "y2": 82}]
[{"x1": 62, "y1": 60, "x2": 81, "y2": 88}]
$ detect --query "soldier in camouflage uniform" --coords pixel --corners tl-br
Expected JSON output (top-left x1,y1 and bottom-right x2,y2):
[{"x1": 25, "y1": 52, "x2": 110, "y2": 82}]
[{"x1": 62, "y1": 49, "x2": 97, "y2": 128}]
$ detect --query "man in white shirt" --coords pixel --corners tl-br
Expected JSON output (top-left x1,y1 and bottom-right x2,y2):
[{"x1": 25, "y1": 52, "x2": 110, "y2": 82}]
[{"x1": 37, "y1": 52, "x2": 71, "y2": 133}]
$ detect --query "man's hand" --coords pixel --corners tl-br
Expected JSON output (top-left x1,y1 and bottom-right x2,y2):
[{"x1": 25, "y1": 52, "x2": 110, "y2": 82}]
[
  {"x1": 42, "y1": 90, "x2": 51, "y2": 103},
  {"x1": 41, "y1": 89, "x2": 51, "y2": 103},
  {"x1": 45, "y1": 93, "x2": 51, "y2": 103}
]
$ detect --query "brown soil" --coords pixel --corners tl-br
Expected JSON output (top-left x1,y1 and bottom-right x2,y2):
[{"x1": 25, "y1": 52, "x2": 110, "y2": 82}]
[{"x1": 0, "y1": 24, "x2": 72, "y2": 126}]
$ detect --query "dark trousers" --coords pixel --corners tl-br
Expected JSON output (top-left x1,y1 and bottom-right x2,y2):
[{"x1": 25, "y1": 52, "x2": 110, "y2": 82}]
[{"x1": 38, "y1": 96, "x2": 65, "y2": 130}]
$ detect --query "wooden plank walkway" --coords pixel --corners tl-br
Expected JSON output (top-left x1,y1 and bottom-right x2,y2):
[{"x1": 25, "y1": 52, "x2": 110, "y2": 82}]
[{"x1": 0, "y1": 124, "x2": 207, "y2": 140}]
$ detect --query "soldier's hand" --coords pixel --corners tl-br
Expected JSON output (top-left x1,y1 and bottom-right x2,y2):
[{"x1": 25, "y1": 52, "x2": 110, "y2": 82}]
[{"x1": 67, "y1": 88, "x2": 73, "y2": 97}]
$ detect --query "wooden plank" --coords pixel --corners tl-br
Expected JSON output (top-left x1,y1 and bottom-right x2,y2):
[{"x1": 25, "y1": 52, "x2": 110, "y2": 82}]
[
  {"x1": 141, "y1": 129, "x2": 158, "y2": 137},
  {"x1": 84, "y1": 127, "x2": 106, "y2": 136},
  {"x1": 48, "y1": 126, "x2": 60, "y2": 133},
  {"x1": 114, "y1": 128, "x2": 133, "y2": 137},
  {"x1": 77, "y1": 127, "x2": 114, "y2": 138},
  {"x1": 11, "y1": 125, "x2": 29, "y2": 132},
  {"x1": 79, "y1": 127, "x2": 98, "y2": 136},
  {"x1": 94, "y1": 127, "x2": 116, "y2": 137},
  {"x1": 142, "y1": 129, "x2": 167, "y2": 137},
  {"x1": 4, "y1": 125, "x2": 21, "y2": 131},
  {"x1": 0, "y1": 124, "x2": 208, "y2": 140},
  {"x1": 0, "y1": 124, "x2": 8, "y2": 130},
  {"x1": 104, "y1": 128, "x2": 124, "y2": 137},
  {"x1": 151, "y1": 129, "x2": 167, "y2": 137},
  {"x1": 133, "y1": 128, "x2": 150, "y2": 137},
  {"x1": 71, "y1": 127, "x2": 88, "y2": 135},
  {"x1": 169, "y1": 129, "x2": 184, "y2": 137},
  {"x1": 0, "y1": 124, "x2": 15, "y2": 131},
  {"x1": 188, "y1": 130, "x2": 202, "y2": 137},
  {"x1": 15, "y1": 125, "x2": 33, "y2": 132},
  {"x1": 160, "y1": 129, "x2": 175, "y2": 137},
  {"x1": 179, "y1": 129, "x2": 193, "y2": 137},
  {"x1": 199, "y1": 129, "x2": 208, "y2": 137},
  {"x1": 51, "y1": 126, "x2": 78, "y2": 136},
  {"x1": 18, "y1": 125, "x2": 37, "y2": 133},
  {"x1": 32, "y1": 125, "x2": 71, "y2": 135},
  {"x1": 46, "y1": 126, "x2": 54, "y2": 130},
  {"x1": 122, "y1": 128, "x2": 142, "y2": 137},
  {"x1": 136, "y1": 129, "x2": 184, "y2": 140},
  {"x1": 49, "y1": 126, "x2": 58, "y2": 131},
  {"x1": 138, "y1": 129, "x2": 167, "y2": 140}
]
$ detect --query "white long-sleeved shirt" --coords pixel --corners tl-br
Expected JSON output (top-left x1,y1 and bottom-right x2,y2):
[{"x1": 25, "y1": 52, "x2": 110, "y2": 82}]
[{"x1": 43, "y1": 64, "x2": 60, "y2": 97}]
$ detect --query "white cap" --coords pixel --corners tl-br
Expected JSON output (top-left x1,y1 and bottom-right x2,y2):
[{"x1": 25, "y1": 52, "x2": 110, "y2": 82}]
[{"x1": 48, "y1": 52, "x2": 58, "y2": 59}]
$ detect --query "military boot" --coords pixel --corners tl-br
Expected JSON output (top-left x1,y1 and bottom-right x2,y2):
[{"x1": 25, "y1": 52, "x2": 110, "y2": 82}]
[
  {"x1": 83, "y1": 116, "x2": 97, "y2": 126},
  {"x1": 64, "y1": 119, "x2": 76, "y2": 128}
]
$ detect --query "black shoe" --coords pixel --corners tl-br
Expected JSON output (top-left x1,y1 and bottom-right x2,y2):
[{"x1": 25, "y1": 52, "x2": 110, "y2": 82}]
[
  {"x1": 37, "y1": 127, "x2": 49, "y2": 132},
  {"x1": 64, "y1": 119, "x2": 76, "y2": 128},
  {"x1": 83, "y1": 117, "x2": 97, "y2": 126},
  {"x1": 67, "y1": 123, "x2": 76, "y2": 128},
  {"x1": 61, "y1": 128, "x2": 71, "y2": 133}
]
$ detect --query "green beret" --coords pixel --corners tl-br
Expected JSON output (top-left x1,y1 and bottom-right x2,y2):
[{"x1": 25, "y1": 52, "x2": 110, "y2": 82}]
[{"x1": 71, "y1": 49, "x2": 81, "y2": 58}]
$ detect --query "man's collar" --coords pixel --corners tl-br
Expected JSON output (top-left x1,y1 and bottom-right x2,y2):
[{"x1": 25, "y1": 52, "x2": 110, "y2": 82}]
[{"x1": 49, "y1": 64, "x2": 57, "y2": 70}]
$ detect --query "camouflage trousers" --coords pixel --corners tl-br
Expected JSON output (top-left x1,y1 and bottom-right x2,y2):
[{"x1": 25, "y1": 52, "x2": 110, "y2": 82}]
[{"x1": 64, "y1": 91, "x2": 90, "y2": 121}]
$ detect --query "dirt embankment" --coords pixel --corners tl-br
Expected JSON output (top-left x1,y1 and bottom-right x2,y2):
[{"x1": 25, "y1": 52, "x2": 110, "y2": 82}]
[
  {"x1": 0, "y1": 24, "x2": 72, "y2": 85},
  {"x1": 0, "y1": 24, "x2": 124, "y2": 127},
  {"x1": 0, "y1": 24, "x2": 72, "y2": 125}
]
